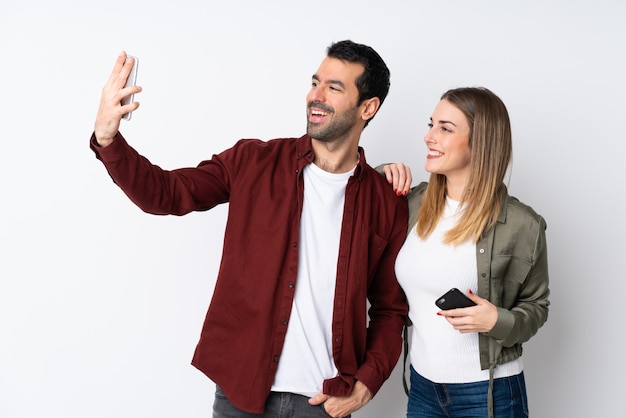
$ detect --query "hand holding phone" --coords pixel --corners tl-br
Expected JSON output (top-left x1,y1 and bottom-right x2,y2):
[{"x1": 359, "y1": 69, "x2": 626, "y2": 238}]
[
  {"x1": 121, "y1": 55, "x2": 139, "y2": 120},
  {"x1": 435, "y1": 288, "x2": 477, "y2": 310}
]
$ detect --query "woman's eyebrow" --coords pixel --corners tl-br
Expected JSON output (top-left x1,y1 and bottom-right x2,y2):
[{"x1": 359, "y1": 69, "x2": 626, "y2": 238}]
[{"x1": 430, "y1": 116, "x2": 457, "y2": 127}]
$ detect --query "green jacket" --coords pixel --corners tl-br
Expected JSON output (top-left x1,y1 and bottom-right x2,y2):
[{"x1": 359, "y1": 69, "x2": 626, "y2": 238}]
[{"x1": 407, "y1": 182, "x2": 550, "y2": 416}]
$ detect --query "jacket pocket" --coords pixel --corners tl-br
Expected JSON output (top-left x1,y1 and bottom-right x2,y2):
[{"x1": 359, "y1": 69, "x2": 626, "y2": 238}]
[
  {"x1": 359, "y1": 226, "x2": 388, "y2": 287},
  {"x1": 490, "y1": 255, "x2": 532, "y2": 308}
]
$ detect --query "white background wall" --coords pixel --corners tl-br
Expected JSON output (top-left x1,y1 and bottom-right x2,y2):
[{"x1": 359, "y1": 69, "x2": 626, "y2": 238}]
[{"x1": 1, "y1": 1, "x2": 624, "y2": 417}]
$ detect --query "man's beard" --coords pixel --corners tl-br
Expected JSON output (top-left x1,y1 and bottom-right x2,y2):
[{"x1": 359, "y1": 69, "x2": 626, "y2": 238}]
[{"x1": 307, "y1": 104, "x2": 359, "y2": 142}]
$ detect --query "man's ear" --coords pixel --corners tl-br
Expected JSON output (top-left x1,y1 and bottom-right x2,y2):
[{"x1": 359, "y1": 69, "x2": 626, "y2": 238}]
[{"x1": 360, "y1": 97, "x2": 381, "y2": 122}]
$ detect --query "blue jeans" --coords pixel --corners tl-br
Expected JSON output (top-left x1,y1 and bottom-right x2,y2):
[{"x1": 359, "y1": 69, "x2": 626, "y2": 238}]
[
  {"x1": 213, "y1": 386, "x2": 346, "y2": 418},
  {"x1": 407, "y1": 366, "x2": 529, "y2": 417}
]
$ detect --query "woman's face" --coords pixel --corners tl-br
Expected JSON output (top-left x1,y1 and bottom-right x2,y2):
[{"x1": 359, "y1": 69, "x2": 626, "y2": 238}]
[{"x1": 423, "y1": 99, "x2": 471, "y2": 188}]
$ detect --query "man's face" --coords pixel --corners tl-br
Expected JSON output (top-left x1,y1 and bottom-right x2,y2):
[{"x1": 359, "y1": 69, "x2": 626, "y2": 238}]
[{"x1": 306, "y1": 57, "x2": 364, "y2": 142}]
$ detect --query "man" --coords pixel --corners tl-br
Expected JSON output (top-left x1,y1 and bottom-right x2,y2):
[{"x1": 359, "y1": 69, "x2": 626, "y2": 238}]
[{"x1": 90, "y1": 40, "x2": 408, "y2": 418}]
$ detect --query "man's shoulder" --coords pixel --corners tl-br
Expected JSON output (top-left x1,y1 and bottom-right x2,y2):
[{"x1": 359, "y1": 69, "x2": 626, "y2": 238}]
[
  {"x1": 232, "y1": 136, "x2": 301, "y2": 148},
  {"x1": 221, "y1": 136, "x2": 307, "y2": 161},
  {"x1": 361, "y1": 163, "x2": 394, "y2": 190},
  {"x1": 361, "y1": 164, "x2": 409, "y2": 208}
]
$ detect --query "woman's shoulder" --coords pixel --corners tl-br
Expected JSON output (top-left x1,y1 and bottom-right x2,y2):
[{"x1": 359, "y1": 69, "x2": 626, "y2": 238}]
[
  {"x1": 406, "y1": 182, "x2": 428, "y2": 214},
  {"x1": 408, "y1": 182, "x2": 428, "y2": 199},
  {"x1": 505, "y1": 193, "x2": 544, "y2": 219},
  {"x1": 502, "y1": 192, "x2": 547, "y2": 231},
  {"x1": 403, "y1": 182, "x2": 428, "y2": 229}
]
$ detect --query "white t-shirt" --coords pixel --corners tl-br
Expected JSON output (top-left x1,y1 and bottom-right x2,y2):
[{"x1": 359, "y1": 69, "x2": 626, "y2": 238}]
[
  {"x1": 395, "y1": 198, "x2": 522, "y2": 383},
  {"x1": 271, "y1": 162, "x2": 354, "y2": 395}
]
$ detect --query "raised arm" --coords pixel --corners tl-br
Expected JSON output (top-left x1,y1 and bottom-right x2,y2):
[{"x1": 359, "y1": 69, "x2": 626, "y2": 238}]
[{"x1": 94, "y1": 51, "x2": 142, "y2": 147}]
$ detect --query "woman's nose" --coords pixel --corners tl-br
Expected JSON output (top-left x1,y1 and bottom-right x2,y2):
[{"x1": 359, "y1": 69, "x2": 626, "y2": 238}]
[{"x1": 424, "y1": 129, "x2": 435, "y2": 144}]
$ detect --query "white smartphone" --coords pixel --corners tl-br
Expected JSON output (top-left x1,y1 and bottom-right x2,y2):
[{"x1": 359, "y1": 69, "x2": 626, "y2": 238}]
[{"x1": 121, "y1": 55, "x2": 139, "y2": 121}]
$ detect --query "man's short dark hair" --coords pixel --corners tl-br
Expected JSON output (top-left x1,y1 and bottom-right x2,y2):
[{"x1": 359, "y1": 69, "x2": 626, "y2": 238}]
[{"x1": 327, "y1": 40, "x2": 391, "y2": 126}]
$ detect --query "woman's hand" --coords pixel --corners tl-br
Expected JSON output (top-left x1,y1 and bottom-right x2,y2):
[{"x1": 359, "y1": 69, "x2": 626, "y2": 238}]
[
  {"x1": 437, "y1": 290, "x2": 498, "y2": 333},
  {"x1": 382, "y1": 163, "x2": 412, "y2": 196}
]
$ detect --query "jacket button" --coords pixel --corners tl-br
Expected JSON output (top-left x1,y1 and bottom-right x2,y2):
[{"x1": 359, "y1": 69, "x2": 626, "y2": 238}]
[{"x1": 479, "y1": 248, "x2": 485, "y2": 254}]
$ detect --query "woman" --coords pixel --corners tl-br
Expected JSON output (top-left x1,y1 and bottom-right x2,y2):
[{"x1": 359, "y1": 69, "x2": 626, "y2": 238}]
[{"x1": 384, "y1": 87, "x2": 550, "y2": 418}]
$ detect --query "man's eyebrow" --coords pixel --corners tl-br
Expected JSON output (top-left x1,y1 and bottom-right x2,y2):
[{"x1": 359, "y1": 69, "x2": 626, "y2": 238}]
[
  {"x1": 328, "y1": 79, "x2": 346, "y2": 89},
  {"x1": 311, "y1": 74, "x2": 346, "y2": 89}
]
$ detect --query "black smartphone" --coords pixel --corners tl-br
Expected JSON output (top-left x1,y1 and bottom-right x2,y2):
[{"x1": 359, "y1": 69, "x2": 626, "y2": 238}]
[{"x1": 435, "y1": 288, "x2": 477, "y2": 310}]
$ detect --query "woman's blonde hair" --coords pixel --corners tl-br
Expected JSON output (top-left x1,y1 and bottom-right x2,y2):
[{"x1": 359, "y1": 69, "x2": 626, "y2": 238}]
[{"x1": 416, "y1": 87, "x2": 512, "y2": 244}]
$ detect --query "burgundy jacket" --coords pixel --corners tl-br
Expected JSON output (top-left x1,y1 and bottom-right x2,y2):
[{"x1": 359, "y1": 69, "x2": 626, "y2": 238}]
[{"x1": 90, "y1": 132, "x2": 408, "y2": 413}]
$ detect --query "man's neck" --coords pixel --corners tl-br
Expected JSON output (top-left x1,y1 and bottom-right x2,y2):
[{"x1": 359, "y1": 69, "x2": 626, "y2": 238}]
[
  {"x1": 311, "y1": 141, "x2": 360, "y2": 174},
  {"x1": 309, "y1": 130, "x2": 362, "y2": 173}
]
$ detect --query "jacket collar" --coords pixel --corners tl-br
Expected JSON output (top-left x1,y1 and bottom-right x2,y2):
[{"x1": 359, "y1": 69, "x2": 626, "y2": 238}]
[{"x1": 496, "y1": 185, "x2": 510, "y2": 224}]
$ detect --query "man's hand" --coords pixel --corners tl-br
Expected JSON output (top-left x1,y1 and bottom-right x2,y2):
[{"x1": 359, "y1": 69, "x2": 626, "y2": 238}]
[
  {"x1": 94, "y1": 51, "x2": 142, "y2": 147},
  {"x1": 382, "y1": 163, "x2": 412, "y2": 196},
  {"x1": 308, "y1": 381, "x2": 372, "y2": 418}
]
